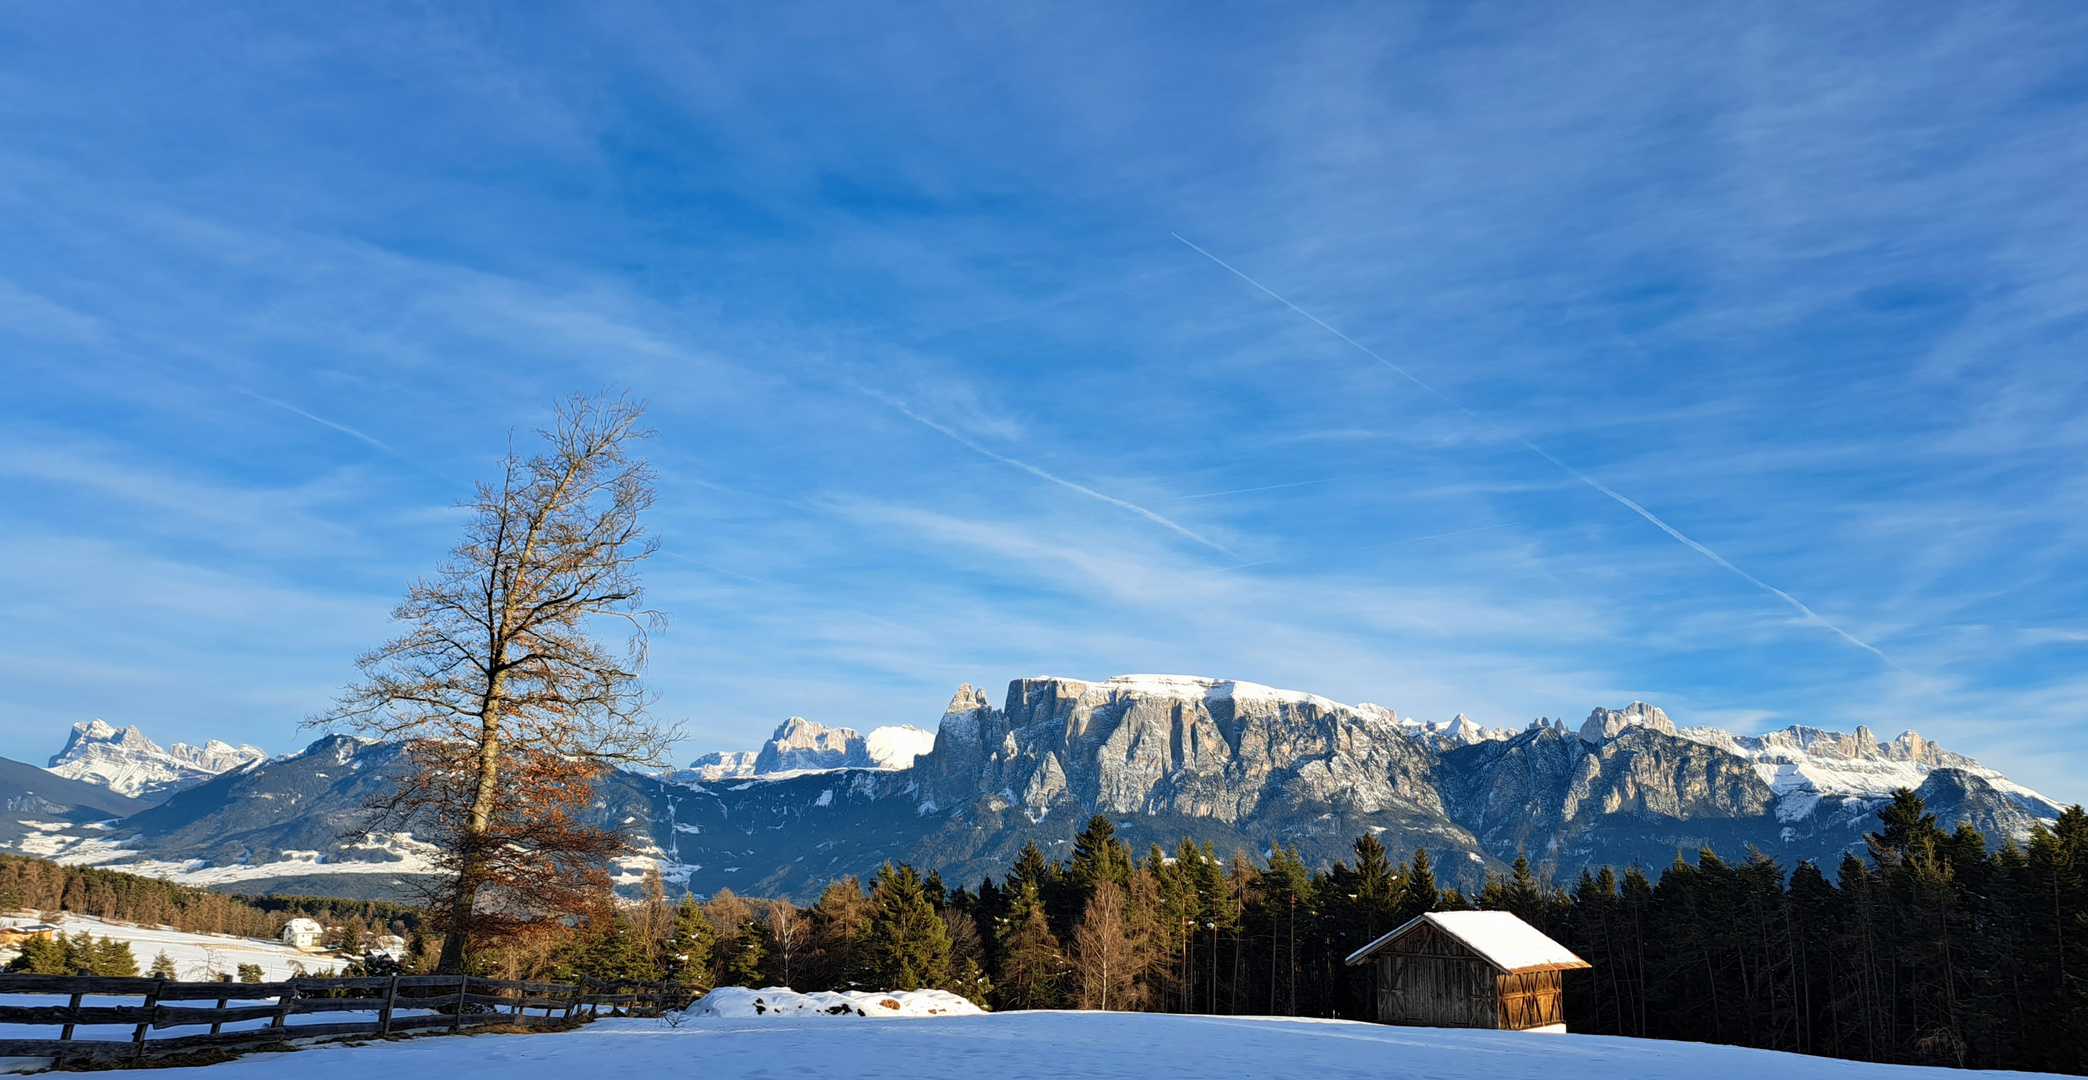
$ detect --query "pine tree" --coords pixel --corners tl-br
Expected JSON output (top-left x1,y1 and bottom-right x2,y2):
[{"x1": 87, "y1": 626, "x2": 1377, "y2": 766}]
[
  {"x1": 1394, "y1": 847, "x2": 1438, "y2": 925},
  {"x1": 6, "y1": 933, "x2": 68, "y2": 974},
  {"x1": 854, "y1": 863, "x2": 953, "y2": 991},
  {"x1": 705, "y1": 889, "x2": 767, "y2": 987},
  {"x1": 664, "y1": 895, "x2": 716, "y2": 987},
  {"x1": 804, "y1": 877, "x2": 874, "y2": 990},
  {"x1": 1069, "y1": 815, "x2": 1134, "y2": 897},
  {"x1": 89, "y1": 935, "x2": 136, "y2": 976},
  {"x1": 149, "y1": 950, "x2": 178, "y2": 979},
  {"x1": 995, "y1": 880, "x2": 1065, "y2": 1010},
  {"x1": 1868, "y1": 788, "x2": 1949, "y2": 867},
  {"x1": 556, "y1": 907, "x2": 656, "y2": 981}
]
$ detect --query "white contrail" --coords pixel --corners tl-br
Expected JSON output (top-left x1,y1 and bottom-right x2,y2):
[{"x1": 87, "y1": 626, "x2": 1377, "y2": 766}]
[
  {"x1": 1174, "y1": 233, "x2": 1909, "y2": 673},
  {"x1": 1168, "y1": 476, "x2": 1341, "y2": 501},
  {"x1": 867, "y1": 388, "x2": 1238, "y2": 557},
  {"x1": 1213, "y1": 521, "x2": 1519, "y2": 572},
  {"x1": 237, "y1": 389, "x2": 396, "y2": 454}
]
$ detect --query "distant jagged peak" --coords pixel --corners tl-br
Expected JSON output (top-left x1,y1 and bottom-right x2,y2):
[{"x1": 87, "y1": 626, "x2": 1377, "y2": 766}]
[
  {"x1": 675, "y1": 714, "x2": 937, "y2": 784},
  {"x1": 46, "y1": 719, "x2": 266, "y2": 801},
  {"x1": 1578, "y1": 702, "x2": 1677, "y2": 743},
  {"x1": 944, "y1": 684, "x2": 993, "y2": 716}
]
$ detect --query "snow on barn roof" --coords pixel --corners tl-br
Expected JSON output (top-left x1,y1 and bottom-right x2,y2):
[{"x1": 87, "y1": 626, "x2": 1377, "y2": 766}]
[{"x1": 1343, "y1": 911, "x2": 1591, "y2": 973}]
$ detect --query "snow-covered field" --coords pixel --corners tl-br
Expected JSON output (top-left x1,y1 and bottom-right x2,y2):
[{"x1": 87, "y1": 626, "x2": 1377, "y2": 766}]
[
  {"x1": 0, "y1": 913, "x2": 342, "y2": 981},
  {"x1": 48, "y1": 1011, "x2": 2068, "y2": 1080},
  {"x1": 686, "y1": 986, "x2": 982, "y2": 1018}
]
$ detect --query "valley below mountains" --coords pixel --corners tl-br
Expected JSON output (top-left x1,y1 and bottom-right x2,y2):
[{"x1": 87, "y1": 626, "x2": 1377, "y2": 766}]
[{"x1": 0, "y1": 674, "x2": 2066, "y2": 902}]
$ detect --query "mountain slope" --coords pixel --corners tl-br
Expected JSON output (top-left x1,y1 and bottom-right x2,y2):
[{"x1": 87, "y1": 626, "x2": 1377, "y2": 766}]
[
  {"x1": 0, "y1": 675, "x2": 2065, "y2": 902},
  {"x1": 0, "y1": 755, "x2": 149, "y2": 819}
]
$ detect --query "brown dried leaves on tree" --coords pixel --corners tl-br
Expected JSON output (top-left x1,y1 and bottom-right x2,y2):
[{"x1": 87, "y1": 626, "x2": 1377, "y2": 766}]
[{"x1": 320, "y1": 391, "x2": 678, "y2": 971}]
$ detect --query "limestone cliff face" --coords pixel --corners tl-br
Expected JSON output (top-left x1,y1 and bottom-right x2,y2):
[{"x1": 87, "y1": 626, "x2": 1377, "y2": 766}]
[
  {"x1": 915, "y1": 675, "x2": 1445, "y2": 825},
  {"x1": 753, "y1": 716, "x2": 861, "y2": 774}
]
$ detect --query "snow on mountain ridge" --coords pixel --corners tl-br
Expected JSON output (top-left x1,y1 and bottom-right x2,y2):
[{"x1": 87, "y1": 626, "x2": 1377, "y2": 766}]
[
  {"x1": 45, "y1": 720, "x2": 266, "y2": 801},
  {"x1": 675, "y1": 718, "x2": 935, "y2": 784},
  {"x1": 1566, "y1": 702, "x2": 2064, "y2": 824}
]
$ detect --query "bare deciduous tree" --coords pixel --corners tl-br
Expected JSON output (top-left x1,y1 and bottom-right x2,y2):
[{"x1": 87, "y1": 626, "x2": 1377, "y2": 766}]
[
  {"x1": 764, "y1": 898, "x2": 806, "y2": 986},
  {"x1": 1073, "y1": 880, "x2": 1149, "y2": 1011},
  {"x1": 320, "y1": 391, "x2": 677, "y2": 972}
]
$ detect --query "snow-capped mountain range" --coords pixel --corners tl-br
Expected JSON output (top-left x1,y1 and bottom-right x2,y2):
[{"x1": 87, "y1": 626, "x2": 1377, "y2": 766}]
[
  {"x1": 1, "y1": 674, "x2": 2068, "y2": 902},
  {"x1": 45, "y1": 720, "x2": 266, "y2": 801}
]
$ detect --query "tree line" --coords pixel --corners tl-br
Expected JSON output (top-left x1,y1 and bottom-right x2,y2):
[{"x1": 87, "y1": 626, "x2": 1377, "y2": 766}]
[
  {"x1": 0, "y1": 853, "x2": 424, "y2": 948},
  {"x1": 487, "y1": 790, "x2": 2082, "y2": 1074}
]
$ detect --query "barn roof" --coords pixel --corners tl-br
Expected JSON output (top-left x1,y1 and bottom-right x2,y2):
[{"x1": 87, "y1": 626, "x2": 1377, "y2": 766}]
[{"x1": 1342, "y1": 911, "x2": 1591, "y2": 973}]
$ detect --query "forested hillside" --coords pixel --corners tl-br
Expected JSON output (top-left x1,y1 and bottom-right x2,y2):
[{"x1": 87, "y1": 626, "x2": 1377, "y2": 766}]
[{"x1": 0, "y1": 853, "x2": 424, "y2": 946}]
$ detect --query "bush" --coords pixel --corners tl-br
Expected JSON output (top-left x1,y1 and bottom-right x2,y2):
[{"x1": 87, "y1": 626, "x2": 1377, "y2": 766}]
[{"x1": 6, "y1": 931, "x2": 139, "y2": 976}]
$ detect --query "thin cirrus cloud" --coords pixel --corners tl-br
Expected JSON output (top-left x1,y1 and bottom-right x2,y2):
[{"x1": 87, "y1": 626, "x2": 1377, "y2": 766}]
[{"x1": 0, "y1": 3, "x2": 2082, "y2": 801}]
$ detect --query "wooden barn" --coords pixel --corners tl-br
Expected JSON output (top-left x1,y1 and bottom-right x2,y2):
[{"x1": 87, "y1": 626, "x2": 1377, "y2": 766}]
[{"x1": 1343, "y1": 910, "x2": 1591, "y2": 1032}]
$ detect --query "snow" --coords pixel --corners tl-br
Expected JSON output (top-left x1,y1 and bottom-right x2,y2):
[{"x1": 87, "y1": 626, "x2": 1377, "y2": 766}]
[
  {"x1": 0, "y1": 913, "x2": 342, "y2": 981},
  {"x1": 45, "y1": 720, "x2": 265, "y2": 799},
  {"x1": 863, "y1": 725, "x2": 935, "y2": 770},
  {"x1": 1087, "y1": 674, "x2": 1347, "y2": 711},
  {"x1": 38, "y1": 1009, "x2": 2071, "y2": 1080},
  {"x1": 1673, "y1": 724, "x2": 2064, "y2": 825},
  {"x1": 1348, "y1": 912, "x2": 1589, "y2": 973},
  {"x1": 6, "y1": 823, "x2": 442, "y2": 887},
  {"x1": 684, "y1": 986, "x2": 983, "y2": 1018}
]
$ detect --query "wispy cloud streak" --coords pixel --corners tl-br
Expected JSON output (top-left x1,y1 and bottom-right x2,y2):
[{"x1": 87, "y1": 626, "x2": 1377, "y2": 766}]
[
  {"x1": 1213, "y1": 521, "x2": 1520, "y2": 571},
  {"x1": 1174, "y1": 234, "x2": 1910, "y2": 673},
  {"x1": 236, "y1": 389, "x2": 397, "y2": 455},
  {"x1": 1167, "y1": 477, "x2": 1340, "y2": 501},
  {"x1": 865, "y1": 388, "x2": 1238, "y2": 556}
]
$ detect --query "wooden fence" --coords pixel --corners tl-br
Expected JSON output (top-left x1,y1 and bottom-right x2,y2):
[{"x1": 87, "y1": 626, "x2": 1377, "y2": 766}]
[{"x1": 0, "y1": 973, "x2": 693, "y2": 1066}]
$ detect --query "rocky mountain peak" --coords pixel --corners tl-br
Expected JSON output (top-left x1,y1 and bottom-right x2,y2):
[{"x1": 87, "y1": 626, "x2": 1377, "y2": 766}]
[
  {"x1": 1579, "y1": 701, "x2": 1676, "y2": 743},
  {"x1": 754, "y1": 717, "x2": 857, "y2": 773},
  {"x1": 45, "y1": 720, "x2": 266, "y2": 802},
  {"x1": 678, "y1": 716, "x2": 939, "y2": 783}
]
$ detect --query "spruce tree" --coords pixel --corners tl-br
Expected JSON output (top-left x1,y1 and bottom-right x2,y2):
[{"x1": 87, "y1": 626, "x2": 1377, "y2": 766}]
[
  {"x1": 149, "y1": 950, "x2": 178, "y2": 979},
  {"x1": 1069, "y1": 814, "x2": 1134, "y2": 896},
  {"x1": 706, "y1": 889, "x2": 767, "y2": 987},
  {"x1": 995, "y1": 880, "x2": 1065, "y2": 1010},
  {"x1": 1393, "y1": 847, "x2": 1438, "y2": 925},
  {"x1": 854, "y1": 863, "x2": 953, "y2": 991},
  {"x1": 665, "y1": 895, "x2": 716, "y2": 987}
]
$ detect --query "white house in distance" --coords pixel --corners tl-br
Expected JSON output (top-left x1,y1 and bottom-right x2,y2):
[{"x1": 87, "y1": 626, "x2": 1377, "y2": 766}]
[{"x1": 280, "y1": 918, "x2": 324, "y2": 951}]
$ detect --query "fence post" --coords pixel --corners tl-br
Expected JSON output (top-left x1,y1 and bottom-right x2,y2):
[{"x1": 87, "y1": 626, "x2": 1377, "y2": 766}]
[
  {"x1": 133, "y1": 977, "x2": 164, "y2": 1060},
  {"x1": 272, "y1": 980, "x2": 297, "y2": 1032},
  {"x1": 210, "y1": 973, "x2": 231, "y2": 1035},
  {"x1": 59, "y1": 990, "x2": 83, "y2": 1041},
  {"x1": 379, "y1": 974, "x2": 399, "y2": 1036},
  {"x1": 562, "y1": 978, "x2": 580, "y2": 1024},
  {"x1": 452, "y1": 974, "x2": 469, "y2": 1032}
]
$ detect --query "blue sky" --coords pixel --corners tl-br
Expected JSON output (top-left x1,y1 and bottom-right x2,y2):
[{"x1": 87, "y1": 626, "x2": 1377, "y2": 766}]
[{"x1": 4, "y1": 3, "x2": 2087, "y2": 804}]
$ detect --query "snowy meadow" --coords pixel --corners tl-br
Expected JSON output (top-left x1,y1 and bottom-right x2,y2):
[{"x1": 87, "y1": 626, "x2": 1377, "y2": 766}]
[{"x1": 66, "y1": 1012, "x2": 2072, "y2": 1080}]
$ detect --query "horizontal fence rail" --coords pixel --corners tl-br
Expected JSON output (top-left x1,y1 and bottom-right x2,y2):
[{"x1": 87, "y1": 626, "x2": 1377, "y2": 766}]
[{"x1": 0, "y1": 972, "x2": 694, "y2": 1065}]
